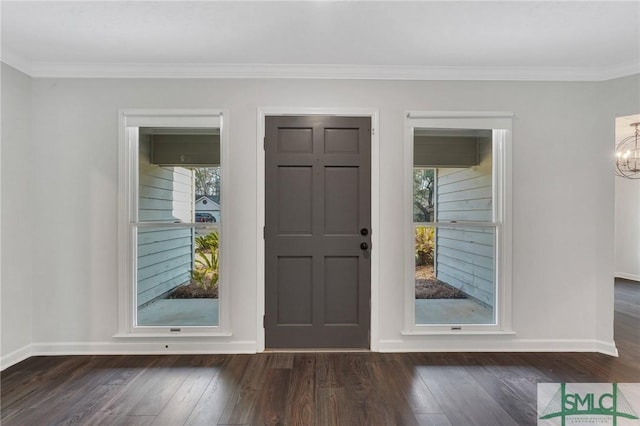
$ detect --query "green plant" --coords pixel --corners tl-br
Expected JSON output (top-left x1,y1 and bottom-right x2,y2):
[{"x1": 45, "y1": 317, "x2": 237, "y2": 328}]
[
  {"x1": 415, "y1": 226, "x2": 435, "y2": 266},
  {"x1": 192, "y1": 231, "x2": 219, "y2": 289}
]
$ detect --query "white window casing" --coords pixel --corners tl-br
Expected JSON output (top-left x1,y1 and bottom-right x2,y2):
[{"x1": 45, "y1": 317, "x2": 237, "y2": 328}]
[
  {"x1": 116, "y1": 109, "x2": 231, "y2": 337},
  {"x1": 403, "y1": 111, "x2": 514, "y2": 335}
]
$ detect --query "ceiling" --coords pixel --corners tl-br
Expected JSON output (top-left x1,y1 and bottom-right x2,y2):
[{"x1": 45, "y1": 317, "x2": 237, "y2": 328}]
[{"x1": 2, "y1": 1, "x2": 639, "y2": 80}]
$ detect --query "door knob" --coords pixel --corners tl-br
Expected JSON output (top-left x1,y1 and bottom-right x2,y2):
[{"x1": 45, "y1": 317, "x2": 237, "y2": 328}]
[
  {"x1": 360, "y1": 228, "x2": 369, "y2": 236},
  {"x1": 360, "y1": 242, "x2": 369, "y2": 250}
]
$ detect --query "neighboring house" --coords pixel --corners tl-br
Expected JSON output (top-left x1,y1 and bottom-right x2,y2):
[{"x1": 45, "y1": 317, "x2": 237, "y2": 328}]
[{"x1": 195, "y1": 195, "x2": 221, "y2": 223}]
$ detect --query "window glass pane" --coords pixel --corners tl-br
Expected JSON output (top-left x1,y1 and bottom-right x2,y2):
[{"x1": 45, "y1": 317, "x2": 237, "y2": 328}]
[
  {"x1": 413, "y1": 128, "x2": 496, "y2": 326},
  {"x1": 194, "y1": 167, "x2": 221, "y2": 223},
  {"x1": 413, "y1": 168, "x2": 435, "y2": 222},
  {"x1": 414, "y1": 129, "x2": 493, "y2": 223},
  {"x1": 135, "y1": 128, "x2": 221, "y2": 328},
  {"x1": 415, "y1": 225, "x2": 495, "y2": 325},
  {"x1": 136, "y1": 226, "x2": 219, "y2": 327}
]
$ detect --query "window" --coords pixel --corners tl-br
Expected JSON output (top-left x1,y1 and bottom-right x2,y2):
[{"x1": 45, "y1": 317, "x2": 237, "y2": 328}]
[
  {"x1": 117, "y1": 110, "x2": 229, "y2": 336},
  {"x1": 404, "y1": 112, "x2": 513, "y2": 334}
]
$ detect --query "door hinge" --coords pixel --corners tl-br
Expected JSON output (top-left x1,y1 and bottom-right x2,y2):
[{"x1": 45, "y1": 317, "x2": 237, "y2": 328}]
[
  {"x1": 263, "y1": 226, "x2": 265, "y2": 239},
  {"x1": 263, "y1": 137, "x2": 266, "y2": 150},
  {"x1": 263, "y1": 315, "x2": 266, "y2": 328}
]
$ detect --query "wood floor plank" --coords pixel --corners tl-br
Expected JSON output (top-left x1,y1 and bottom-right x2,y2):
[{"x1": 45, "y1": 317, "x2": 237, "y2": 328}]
[
  {"x1": 460, "y1": 353, "x2": 544, "y2": 425},
  {"x1": 313, "y1": 353, "x2": 341, "y2": 426},
  {"x1": 0, "y1": 355, "x2": 93, "y2": 410},
  {"x1": 284, "y1": 354, "x2": 315, "y2": 426},
  {"x1": 84, "y1": 355, "x2": 181, "y2": 424},
  {"x1": 103, "y1": 414, "x2": 157, "y2": 426},
  {"x1": 184, "y1": 355, "x2": 249, "y2": 426},
  {"x1": 152, "y1": 355, "x2": 226, "y2": 425},
  {"x1": 415, "y1": 413, "x2": 453, "y2": 426},
  {"x1": 383, "y1": 354, "x2": 443, "y2": 414},
  {"x1": 251, "y1": 367, "x2": 291, "y2": 425},
  {"x1": 415, "y1": 356, "x2": 519, "y2": 426},
  {"x1": 217, "y1": 353, "x2": 271, "y2": 425},
  {"x1": 267, "y1": 352, "x2": 295, "y2": 369},
  {"x1": 367, "y1": 356, "x2": 420, "y2": 426}
]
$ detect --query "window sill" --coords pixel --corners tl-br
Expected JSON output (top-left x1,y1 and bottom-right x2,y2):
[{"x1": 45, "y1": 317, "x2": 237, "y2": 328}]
[
  {"x1": 113, "y1": 330, "x2": 233, "y2": 339},
  {"x1": 401, "y1": 329, "x2": 516, "y2": 336}
]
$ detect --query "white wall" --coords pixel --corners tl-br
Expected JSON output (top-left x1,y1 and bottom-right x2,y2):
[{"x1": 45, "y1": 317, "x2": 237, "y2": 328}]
[
  {"x1": 2, "y1": 73, "x2": 638, "y2": 365},
  {"x1": 595, "y1": 75, "x2": 640, "y2": 346},
  {"x1": 1, "y1": 64, "x2": 34, "y2": 365},
  {"x1": 615, "y1": 177, "x2": 640, "y2": 280},
  {"x1": 614, "y1": 114, "x2": 640, "y2": 281}
]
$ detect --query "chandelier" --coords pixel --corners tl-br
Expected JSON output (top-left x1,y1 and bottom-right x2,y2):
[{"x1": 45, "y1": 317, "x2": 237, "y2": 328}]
[{"x1": 616, "y1": 122, "x2": 640, "y2": 179}]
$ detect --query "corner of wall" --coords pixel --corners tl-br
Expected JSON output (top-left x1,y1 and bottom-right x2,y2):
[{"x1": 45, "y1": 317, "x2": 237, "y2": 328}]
[{"x1": 1, "y1": 62, "x2": 35, "y2": 363}]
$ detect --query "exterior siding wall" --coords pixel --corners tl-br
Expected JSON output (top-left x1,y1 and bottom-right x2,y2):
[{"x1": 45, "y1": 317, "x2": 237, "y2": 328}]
[
  {"x1": 137, "y1": 135, "x2": 194, "y2": 307},
  {"x1": 436, "y1": 137, "x2": 495, "y2": 306}
]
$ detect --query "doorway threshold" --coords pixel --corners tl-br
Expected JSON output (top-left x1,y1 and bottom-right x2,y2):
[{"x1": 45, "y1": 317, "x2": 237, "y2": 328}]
[{"x1": 264, "y1": 348, "x2": 371, "y2": 353}]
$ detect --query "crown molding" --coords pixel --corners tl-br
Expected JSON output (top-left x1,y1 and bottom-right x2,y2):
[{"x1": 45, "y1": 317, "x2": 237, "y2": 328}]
[
  {"x1": 2, "y1": 57, "x2": 639, "y2": 82},
  {"x1": 0, "y1": 47, "x2": 32, "y2": 76}
]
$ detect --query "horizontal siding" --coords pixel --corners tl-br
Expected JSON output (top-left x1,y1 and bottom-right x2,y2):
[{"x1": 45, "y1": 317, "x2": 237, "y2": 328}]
[
  {"x1": 435, "y1": 138, "x2": 495, "y2": 308},
  {"x1": 137, "y1": 228, "x2": 192, "y2": 245},
  {"x1": 138, "y1": 231, "x2": 192, "y2": 257},
  {"x1": 437, "y1": 169, "x2": 491, "y2": 223},
  {"x1": 138, "y1": 246, "x2": 194, "y2": 270},
  {"x1": 436, "y1": 234, "x2": 494, "y2": 258},
  {"x1": 138, "y1": 253, "x2": 193, "y2": 281},
  {"x1": 437, "y1": 270, "x2": 493, "y2": 306},
  {"x1": 438, "y1": 186, "x2": 491, "y2": 203},
  {"x1": 138, "y1": 186, "x2": 192, "y2": 203},
  {"x1": 436, "y1": 246, "x2": 494, "y2": 270},
  {"x1": 137, "y1": 227, "x2": 193, "y2": 306},
  {"x1": 137, "y1": 136, "x2": 193, "y2": 307},
  {"x1": 138, "y1": 264, "x2": 189, "y2": 294},
  {"x1": 138, "y1": 273, "x2": 191, "y2": 307}
]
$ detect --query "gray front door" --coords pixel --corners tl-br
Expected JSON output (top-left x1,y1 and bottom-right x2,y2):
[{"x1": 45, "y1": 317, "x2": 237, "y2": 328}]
[{"x1": 265, "y1": 115, "x2": 371, "y2": 349}]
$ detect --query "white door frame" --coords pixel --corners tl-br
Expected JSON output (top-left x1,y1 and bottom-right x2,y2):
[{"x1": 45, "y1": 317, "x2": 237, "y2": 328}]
[{"x1": 256, "y1": 107, "x2": 380, "y2": 352}]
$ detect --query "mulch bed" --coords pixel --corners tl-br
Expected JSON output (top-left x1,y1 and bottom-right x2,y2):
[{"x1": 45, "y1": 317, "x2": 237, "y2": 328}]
[
  {"x1": 415, "y1": 265, "x2": 467, "y2": 299},
  {"x1": 168, "y1": 267, "x2": 462, "y2": 300},
  {"x1": 169, "y1": 281, "x2": 218, "y2": 299}
]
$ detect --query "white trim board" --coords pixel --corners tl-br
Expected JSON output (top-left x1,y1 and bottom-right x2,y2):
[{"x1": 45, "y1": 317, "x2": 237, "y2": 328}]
[
  {"x1": 1, "y1": 344, "x2": 33, "y2": 371},
  {"x1": 116, "y1": 109, "x2": 231, "y2": 338},
  {"x1": 377, "y1": 339, "x2": 619, "y2": 357},
  {"x1": 256, "y1": 107, "x2": 380, "y2": 352},
  {"x1": 0, "y1": 341, "x2": 258, "y2": 371},
  {"x1": 2, "y1": 56, "x2": 639, "y2": 82},
  {"x1": 403, "y1": 112, "x2": 513, "y2": 335},
  {"x1": 3, "y1": 337, "x2": 619, "y2": 372},
  {"x1": 615, "y1": 273, "x2": 640, "y2": 282}
]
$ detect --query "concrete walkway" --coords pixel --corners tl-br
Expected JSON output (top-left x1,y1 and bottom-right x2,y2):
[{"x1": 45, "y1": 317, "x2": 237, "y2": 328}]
[
  {"x1": 137, "y1": 297, "x2": 491, "y2": 327},
  {"x1": 138, "y1": 299, "x2": 219, "y2": 326},
  {"x1": 415, "y1": 298, "x2": 493, "y2": 324}
]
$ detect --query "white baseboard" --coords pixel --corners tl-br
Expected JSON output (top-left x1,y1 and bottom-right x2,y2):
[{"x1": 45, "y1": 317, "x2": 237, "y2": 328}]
[
  {"x1": 1, "y1": 344, "x2": 33, "y2": 371},
  {"x1": 377, "y1": 338, "x2": 619, "y2": 357},
  {"x1": 1, "y1": 340, "x2": 258, "y2": 371},
  {"x1": 615, "y1": 272, "x2": 640, "y2": 282},
  {"x1": 2, "y1": 338, "x2": 619, "y2": 371}
]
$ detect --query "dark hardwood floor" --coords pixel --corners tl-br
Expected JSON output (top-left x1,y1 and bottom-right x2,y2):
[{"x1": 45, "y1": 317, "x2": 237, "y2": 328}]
[{"x1": 2, "y1": 281, "x2": 639, "y2": 426}]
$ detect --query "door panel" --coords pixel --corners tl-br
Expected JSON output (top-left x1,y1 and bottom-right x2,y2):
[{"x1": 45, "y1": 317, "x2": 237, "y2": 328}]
[
  {"x1": 277, "y1": 256, "x2": 313, "y2": 325},
  {"x1": 265, "y1": 115, "x2": 371, "y2": 349},
  {"x1": 277, "y1": 167, "x2": 313, "y2": 234},
  {"x1": 324, "y1": 256, "x2": 359, "y2": 324},
  {"x1": 324, "y1": 167, "x2": 359, "y2": 234}
]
